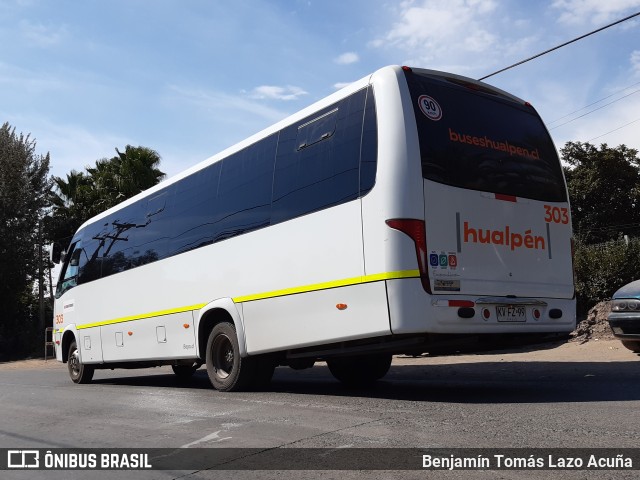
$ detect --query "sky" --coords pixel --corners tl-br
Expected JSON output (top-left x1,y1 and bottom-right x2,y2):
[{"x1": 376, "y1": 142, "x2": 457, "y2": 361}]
[{"x1": 1, "y1": 0, "x2": 640, "y2": 180}]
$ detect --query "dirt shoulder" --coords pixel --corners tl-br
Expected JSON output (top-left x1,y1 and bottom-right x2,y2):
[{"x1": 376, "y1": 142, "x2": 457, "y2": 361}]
[
  {"x1": 394, "y1": 338, "x2": 634, "y2": 366},
  {"x1": 0, "y1": 358, "x2": 63, "y2": 370}
]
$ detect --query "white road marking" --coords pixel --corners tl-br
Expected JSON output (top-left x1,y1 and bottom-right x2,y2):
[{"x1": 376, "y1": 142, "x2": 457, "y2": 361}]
[{"x1": 180, "y1": 430, "x2": 232, "y2": 448}]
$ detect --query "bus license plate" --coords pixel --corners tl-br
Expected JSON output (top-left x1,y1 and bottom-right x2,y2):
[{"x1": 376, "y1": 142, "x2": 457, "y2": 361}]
[{"x1": 496, "y1": 305, "x2": 526, "y2": 322}]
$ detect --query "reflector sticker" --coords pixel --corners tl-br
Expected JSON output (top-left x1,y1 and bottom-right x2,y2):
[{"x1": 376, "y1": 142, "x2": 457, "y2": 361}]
[{"x1": 418, "y1": 95, "x2": 442, "y2": 121}]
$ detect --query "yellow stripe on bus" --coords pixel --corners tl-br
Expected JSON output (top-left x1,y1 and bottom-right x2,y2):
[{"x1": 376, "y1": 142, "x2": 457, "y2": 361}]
[
  {"x1": 231, "y1": 270, "x2": 420, "y2": 303},
  {"x1": 76, "y1": 303, "x2": 207, "y2": 330},
  {"x1": 73, "y1": 270, "x2": 420, "y2": 330}
]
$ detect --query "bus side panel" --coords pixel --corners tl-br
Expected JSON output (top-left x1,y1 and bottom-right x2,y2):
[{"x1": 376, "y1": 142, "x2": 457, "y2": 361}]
[
  {"x1": 78, "y1": 327, "x2": 103, "y2": 363},
  {"x1": 67, "y1": 200, "x2": 372, "y2": 359},
  {"x1": 242, "y1": 281, "x2": 389, "y2": 354},
  {"x1": 100, "y1": 311, "x2": 197, "y2": 362},
  {"x1": 240, "y1": 200, "x2": 385, "y2": 353},
  {"x1": 361, "y1": 66, "x2": 424, "y2": 279}
]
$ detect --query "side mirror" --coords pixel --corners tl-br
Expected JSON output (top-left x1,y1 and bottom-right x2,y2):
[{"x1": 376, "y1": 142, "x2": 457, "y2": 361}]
[{"x1": 51, "y1": 243, "x2": 62, "y2": 264}]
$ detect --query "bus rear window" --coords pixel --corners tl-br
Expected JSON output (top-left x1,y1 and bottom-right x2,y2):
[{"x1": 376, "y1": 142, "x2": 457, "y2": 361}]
[{"x1": 404, "y1": 71, "x2": 567, "y2": 202}]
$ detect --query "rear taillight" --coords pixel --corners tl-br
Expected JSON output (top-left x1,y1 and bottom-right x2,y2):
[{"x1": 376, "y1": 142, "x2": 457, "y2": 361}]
[{"x1": 386, "y1": 219, "x2": 431, "y2": 293}]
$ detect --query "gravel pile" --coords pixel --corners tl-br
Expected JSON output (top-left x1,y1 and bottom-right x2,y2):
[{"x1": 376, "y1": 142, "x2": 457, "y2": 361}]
[{"x1": 571, "y1": 301, "x2": 615, "y2": 343}]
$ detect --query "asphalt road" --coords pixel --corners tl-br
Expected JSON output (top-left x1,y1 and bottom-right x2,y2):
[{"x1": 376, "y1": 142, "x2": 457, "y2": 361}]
[{"x1": 1, "y1": 340, "x2": 640, "y2": 480}]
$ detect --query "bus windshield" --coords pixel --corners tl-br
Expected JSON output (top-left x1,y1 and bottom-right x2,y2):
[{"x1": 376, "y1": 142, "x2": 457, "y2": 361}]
[{"x1": 404, "y1": 70, "x2": 567, "y2": 202}]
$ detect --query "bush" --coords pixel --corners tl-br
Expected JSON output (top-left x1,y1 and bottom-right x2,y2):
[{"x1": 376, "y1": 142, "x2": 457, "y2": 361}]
[{"x1": 574, "y1": 238, "x2": 640, "y2": 316}]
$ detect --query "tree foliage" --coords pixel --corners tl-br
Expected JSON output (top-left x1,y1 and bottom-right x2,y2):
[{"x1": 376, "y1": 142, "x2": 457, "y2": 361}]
[
  {"x1": 562, "y1": 142, "x2": 640, "y2": 244},
  {"x1": 0, "y1": 122, "x2": 51, "y2": 359},
  {"x1": 563, "y1": 142, "x2": 640, "y2": 312},
  {"x1": 47, "y1": 145, "x2": 165, "y2": 247},
  {"x1": 573, "y1": 238, "x2": 640, "y2": 315}
]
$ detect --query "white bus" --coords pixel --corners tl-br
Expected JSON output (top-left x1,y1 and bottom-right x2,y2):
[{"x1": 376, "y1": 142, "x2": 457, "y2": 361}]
[{"x1": 52, "y1": 65, "x2": 575, "y2": 391}]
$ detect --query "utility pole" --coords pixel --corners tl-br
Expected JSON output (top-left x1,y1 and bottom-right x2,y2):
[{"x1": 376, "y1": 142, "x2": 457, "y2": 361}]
[{"x1": 38, "y1": 220, "x2": 45, "y2": 335}]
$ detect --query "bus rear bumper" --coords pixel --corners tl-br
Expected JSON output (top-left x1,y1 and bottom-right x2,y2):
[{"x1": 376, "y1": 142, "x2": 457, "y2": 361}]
[{"x1": 387, "y1": 278, "x2": 576, "y2": 335}]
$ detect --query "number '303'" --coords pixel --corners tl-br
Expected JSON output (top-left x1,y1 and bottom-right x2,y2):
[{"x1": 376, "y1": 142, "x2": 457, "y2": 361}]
[{"x1": 544, "y1": 205, "x2": 569, "y2": 224}]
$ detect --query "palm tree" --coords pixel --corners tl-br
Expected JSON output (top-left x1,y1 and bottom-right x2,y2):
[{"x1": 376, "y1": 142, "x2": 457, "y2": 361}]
[
  {"x1": 87, "y1": 145, "x2": 165, "y2": 210},
  {"x1": 46, "y1": 146, "x2": 165, "y2": 246},
  {"x1": 114, "y1": 145, "x2": 165, "y2": 196},
  {"x1": 47, "y1": 170, "x2": 97, "y2": 244}
]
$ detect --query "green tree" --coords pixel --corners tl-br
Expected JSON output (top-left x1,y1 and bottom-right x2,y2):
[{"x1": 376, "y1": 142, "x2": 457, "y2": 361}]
[
  {"x1": 46, "y1": 170, "x2": 96, "y2": 247},
  {"x1": 88, "y1": 145, "x2": 165, "y2": 210},
  {"x1": 562, "y1": 142, "x2": 640, "y2": 244},
  {"x1": 0, "y1": 122, "x2": 51, "y2": 359},
  {"x1": 48, "y1": 145, "x2": 165, "y2": 248},
  {"x1": 573, "y1": 238, "x2": 640, "y2": 315}
]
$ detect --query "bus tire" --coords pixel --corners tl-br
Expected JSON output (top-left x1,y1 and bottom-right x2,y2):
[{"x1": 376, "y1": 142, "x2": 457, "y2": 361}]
[
  {"x1": 172, "y1": 364, "x2": 198, "y2": 379},
  {"x1": 327, "y1": 353, "x2": 392, "y2": 386},
  {"x1": 621, "y1": 340, "x2": 640, "y2": 353},
  {"x1": 68, "y1": 341, "x2": 94, "y2": 384},
  {"x1": 206, "y1": 322, "x2": 256, "y2": 391}
]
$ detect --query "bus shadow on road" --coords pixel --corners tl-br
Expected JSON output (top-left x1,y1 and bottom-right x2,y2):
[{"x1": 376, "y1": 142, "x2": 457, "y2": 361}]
[
  {"x1": 267, "y1": 360, "x2": 640, "y2": 404},
  {"x1": 91, "y1": 369, "x2": 214, "y2": 390},
  {"x1": 90, "y1": 358, "x2": 640, "y2": 404}
]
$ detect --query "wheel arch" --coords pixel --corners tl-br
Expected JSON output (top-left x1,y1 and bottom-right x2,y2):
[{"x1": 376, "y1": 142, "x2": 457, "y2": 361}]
[
  {"x1": 196, "y1": 298, "x2": 247, "y2": 359},
  {"x1": 60, "y1": 327, "x2": 78, "y2": 363}
]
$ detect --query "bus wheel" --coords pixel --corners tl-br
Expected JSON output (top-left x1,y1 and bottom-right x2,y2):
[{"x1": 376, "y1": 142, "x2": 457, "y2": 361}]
[
  {"x1": 172, "y1": 363, "x2": 198, "y2": 379},
  {"x1": 206, "y1": 322, "x2": 256, "y2": 391},
  {"x1": 327, "y1": 353, "x2": 392, "y2": 386},
  {"x1": 67, "y1": 341, "x2": 94, "y2": 384},
  {"x1": 621, "y1": 340, "x2": 640, "y2": 353}
]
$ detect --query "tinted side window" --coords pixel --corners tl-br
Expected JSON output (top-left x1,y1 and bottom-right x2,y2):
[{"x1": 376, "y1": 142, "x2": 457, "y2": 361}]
[
  {"x1": 272, "y1": 89, "x2": 366, "y2": 224},
  {"x1": 167, "y1": 133, "x2": 276, "y2": 256},
  {"x1": 100, "y1": 203, "x2": 146, "y2": 278},
  {"x1": 77, "y1": 222, "x2": 105, "y2": 284},
  {"x1": 64, "y1": 89, "x2": 376, "y2": 282},
  {"x1": 360, "y1": 86, "x2": 377, "y2": 195},
  {"x1": 135, "y1": 190, "x2": 172, "y2": 263},
  {"x1": 213, "y1": 134, "x2": 276, "y2": 242},
  {"x1": 168, "y1": 162, "x2": 221, "y2": 256},
  {"x1": 297, "y1": 109, "x2": 337, "y2": 150}
]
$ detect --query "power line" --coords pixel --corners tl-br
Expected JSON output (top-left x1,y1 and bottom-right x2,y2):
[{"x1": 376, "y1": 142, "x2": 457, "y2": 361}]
[
  {"x1": 547, "y1": 80, "x2": 640, "y2": 126},
  {"x1": 588, "y1": 117, "x2": 640, "y2": 142},
  {"x1": 549, "y1": 88, "x2": 640, "y2": 130},
  {"x1": 478, "y1": 11, "x2": 640, "y2": 81}
]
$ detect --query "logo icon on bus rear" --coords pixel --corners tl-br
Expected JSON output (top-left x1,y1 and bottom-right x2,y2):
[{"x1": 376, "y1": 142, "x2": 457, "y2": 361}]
[
  {"x1": 418, "y1": 95, "x2": 442, "y2": 121},
  {"x1": 430, "y1": 251, "x2": 459, "y2": 272}
]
